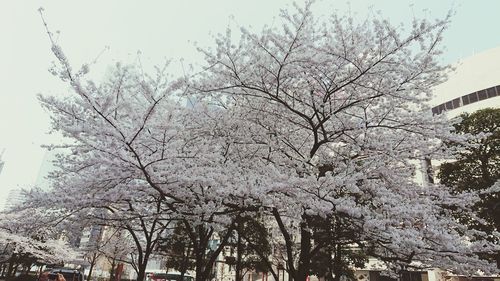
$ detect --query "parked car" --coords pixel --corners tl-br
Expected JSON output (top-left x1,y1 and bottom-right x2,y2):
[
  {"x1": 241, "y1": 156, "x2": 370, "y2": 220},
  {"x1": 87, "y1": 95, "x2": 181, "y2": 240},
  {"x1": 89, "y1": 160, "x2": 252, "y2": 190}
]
[
  {"x1": 145, "y1": 271, "x2": 193, "y2": 281},
  {"x1": 40, "y1": 269, "x2": 83, "y2": 281}
]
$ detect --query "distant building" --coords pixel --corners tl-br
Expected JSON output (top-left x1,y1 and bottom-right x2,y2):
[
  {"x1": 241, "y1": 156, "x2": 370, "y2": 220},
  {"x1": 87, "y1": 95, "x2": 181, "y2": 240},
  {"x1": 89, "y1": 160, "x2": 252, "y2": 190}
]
[
  {"x1": 3, "y1": 188, "x2": 25, "y2": 211},
  {"x1": 34, "y1": 148, "x2": 60, "y2": 190}
]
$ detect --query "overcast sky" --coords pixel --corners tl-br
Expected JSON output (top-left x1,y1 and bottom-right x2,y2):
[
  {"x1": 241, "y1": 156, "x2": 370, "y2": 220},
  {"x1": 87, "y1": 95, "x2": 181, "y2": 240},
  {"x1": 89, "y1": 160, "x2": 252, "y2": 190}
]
[{"x1": 1, "y1": 0, "x2": 500, "y2": 209}]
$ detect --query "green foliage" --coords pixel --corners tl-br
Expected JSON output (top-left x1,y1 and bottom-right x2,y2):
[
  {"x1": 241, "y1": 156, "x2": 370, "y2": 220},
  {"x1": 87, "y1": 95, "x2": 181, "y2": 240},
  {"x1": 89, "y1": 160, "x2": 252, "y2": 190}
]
[
  {"x1": 159, "y1": 222, "x2": 195, "y2": 273},
  {"x1": 438, "y1": 108, "x2": 500, "y2": 264},
  {"x1": 308, "y1": 215, "x2": 368, "y2": 281},
  {"x1": 225, "y1": 215, "x2": 271, "y2": 274}
]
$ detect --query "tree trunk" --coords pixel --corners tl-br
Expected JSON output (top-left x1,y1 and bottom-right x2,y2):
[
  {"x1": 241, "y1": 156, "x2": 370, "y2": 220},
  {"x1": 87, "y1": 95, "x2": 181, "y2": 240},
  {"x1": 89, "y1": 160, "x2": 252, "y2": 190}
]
[
  {"x1": 134, "y1": 235, "x2": 154, "y2": 281},
  {"x1": 235, "y1": 228, "x2": 243, "y2": 281},
  {"x1": 332, "y1": 243, "x2": 342, "y2": 281},
  {"x1": 185, "y1": 221, "x2": 237, "y2": 281},
  {"x1": 179, "y1": 248, "x2": 191, "y2": 281},
  {"x1": 136, "y1": 266, "x2": 146, "y2": 281},
  {"x1": 109, "y1": 258, "x2": 116, "y2": 281},
  {"x1": 136, "y1": 249, "x2": 153, "y2": 281},
  {"x1": 295, "y1": 222, "x2": 312, "y2": 281},
  {"x1": 5, "y1": 256, "x2": 18, "y2": 279},
  {"x1": 194, "y1": 246, "x2": 205, "y2": 281},
  {"x1": 6, "y1": 259, "x2": 15, "y2": 278},
  {"x1": 86, "y1": 256, "x2": 96, "y2": 281}
]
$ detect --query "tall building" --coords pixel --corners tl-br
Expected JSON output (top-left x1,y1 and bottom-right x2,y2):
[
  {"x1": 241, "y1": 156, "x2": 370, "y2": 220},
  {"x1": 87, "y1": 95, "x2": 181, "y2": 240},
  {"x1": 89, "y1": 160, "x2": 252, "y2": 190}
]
[
  {"x1": 3, "y1": 188, "x2": 25, "y2": 211},
  {"x1": 34, "y1": 148, "x2": 60, "y2": 190}
]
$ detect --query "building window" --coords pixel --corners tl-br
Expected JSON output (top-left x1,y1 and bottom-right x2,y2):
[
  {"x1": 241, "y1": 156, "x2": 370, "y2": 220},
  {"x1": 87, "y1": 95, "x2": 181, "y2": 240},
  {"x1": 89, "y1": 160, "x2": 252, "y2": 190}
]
[
  {"x1": 462, "y1": 94, "x2": 470, "y2": 105},
  {"x1": 478, "y1": 90, "x2": 487, "y2": 100},
  {"x1": 432, "y1": 107, "x2": 439, "y2": 115},
  {"x1": 445, "y1": 100, "x2": 453, "y2": 110},
  {"x1": 433, "y1": 83, "x2": 500, "y2": 115},
  {"x1": 468, "y1": 92, "x2": 479, "y2": 103},
  {"x1": 487, "y1": 87, "x2": 497, "y2": 98},
  {"x1": 438, "y1": 104, "x2": 445, "y2": 113}
]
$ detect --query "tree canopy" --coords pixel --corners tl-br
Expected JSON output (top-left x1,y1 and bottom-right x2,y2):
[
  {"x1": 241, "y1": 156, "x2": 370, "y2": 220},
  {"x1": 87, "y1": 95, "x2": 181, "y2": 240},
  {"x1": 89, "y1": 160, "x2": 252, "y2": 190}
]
[
  {"x1": 438, "y1": 107, "x2": 500, "y2": 266},
  {"x1": 16, "y1": 3, "x2": 500, "y2": 281}
]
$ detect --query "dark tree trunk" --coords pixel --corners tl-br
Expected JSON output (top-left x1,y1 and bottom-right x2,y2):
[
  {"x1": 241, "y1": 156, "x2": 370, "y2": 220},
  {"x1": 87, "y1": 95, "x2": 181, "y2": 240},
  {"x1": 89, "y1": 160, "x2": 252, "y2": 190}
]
[
  {"x1": 273, "y1": 210, "x2": 322, "y2": 281},
  {"x1": 235, "y1": 227, "x2": 243, "y2": 281},
  {"x1": 136, "y1": 266, "x2": 146, "y2": 281},
  {"x1": 185, "y1": 222, "x2": 236, "y2": 281},
  {"x1": 6, "y1": 258, "x2": 15, "y2": 278},
  {"x1": 194, "y1": 233, "x2": 207, "y2": 281},
  {"x1": 295, "y1": 222, "x2": 311, "y2": 281},
  {"x1": 109, "y1": 258, "x2": 116, "y2": 281},
  {"x1": 86, "y1": 254, "x2": 97, "y2": 281},
  {"x1": 178, "y1": 247, "x2": 191, "y2": 281},
  {"x1": 136, "y1": 244, "x2": 154, "y2": 281},
  {"x1": 332, "y1": 243, "x2": 342, "y2": 281},
  {"x1": 194, "y1": 253, "x2": 205, "y2": 281}
]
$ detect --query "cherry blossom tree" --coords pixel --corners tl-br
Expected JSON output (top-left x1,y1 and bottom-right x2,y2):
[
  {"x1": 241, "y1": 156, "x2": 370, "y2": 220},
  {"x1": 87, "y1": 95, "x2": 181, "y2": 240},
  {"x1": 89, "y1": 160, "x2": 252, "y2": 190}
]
[
  {"x1": 33, "y1": 21, "x2": 245, "y2": 281},
  {"x1": 193, "y1": 2, "x2": 499, "y2": 279},
  {"x1": 36, "y1": 11, "x2": 269, "y2": 281},
  {"x1": 34, "y1": 3, "x2": 500, "y2": 281},
  {"x1": 25, "y1": 170, "x2": 176, "y2": 281},
  {"x1": 0, "y1": 209, "x2": 78, "y2": 279},
  {"x1": 36, "y1": 12, "x2": 194, "y2": 280}
]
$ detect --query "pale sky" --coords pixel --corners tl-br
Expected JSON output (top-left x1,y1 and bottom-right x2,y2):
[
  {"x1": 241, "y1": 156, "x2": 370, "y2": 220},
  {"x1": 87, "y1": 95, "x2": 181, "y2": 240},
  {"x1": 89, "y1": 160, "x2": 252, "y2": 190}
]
[{"x1": 1, "y1": 0, "x2": 500, "y2": 209}]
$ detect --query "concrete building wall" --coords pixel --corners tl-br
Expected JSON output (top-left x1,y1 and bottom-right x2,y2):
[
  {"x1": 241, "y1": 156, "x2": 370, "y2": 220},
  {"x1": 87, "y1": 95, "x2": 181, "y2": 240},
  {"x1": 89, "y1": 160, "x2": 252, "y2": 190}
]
[{"x1": 431, "y1": 46, "x2": 500, "y2": 117}]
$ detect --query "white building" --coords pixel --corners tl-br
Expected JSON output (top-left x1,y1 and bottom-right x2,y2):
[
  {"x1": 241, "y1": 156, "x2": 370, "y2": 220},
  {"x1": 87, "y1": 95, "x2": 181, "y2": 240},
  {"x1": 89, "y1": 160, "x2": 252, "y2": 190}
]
[
  {"x1": 424, "y1": 46, "x2": 500, "y2": 185},
  {"x1": 431, "y1": 46, "x2": 500, "y2": 117}
]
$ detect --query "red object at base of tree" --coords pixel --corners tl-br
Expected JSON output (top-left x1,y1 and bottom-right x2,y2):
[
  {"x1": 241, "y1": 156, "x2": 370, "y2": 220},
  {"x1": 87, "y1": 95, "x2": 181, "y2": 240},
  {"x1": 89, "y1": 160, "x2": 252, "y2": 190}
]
[{"x1": 115, "y1": 263, "x2": 124, "y2": 281}]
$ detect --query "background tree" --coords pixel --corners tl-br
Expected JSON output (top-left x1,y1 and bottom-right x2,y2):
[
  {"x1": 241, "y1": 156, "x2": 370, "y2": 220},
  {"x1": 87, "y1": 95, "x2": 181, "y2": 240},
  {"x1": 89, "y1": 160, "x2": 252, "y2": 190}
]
[
  {"x1": 159, "y1": 222, "x2": 195, "y2": 281},
  {"x1": 0, "y1": 210, "x2": 77, "y2": 279},
  {"x1": 309, "y1": 214, "x2": 367, "y2": 281},
  {"x1": 225, "y1": 215, "x2": 272, "y2": 281},
  {"x1": 37, "y1": 12, "x2": 254, "y2": 281},
  {"x1": 81, "y1": 225, "x2": 104, "y2": 281},
  {"x1": 99, "y1": 230, "x2": 135, "y2": 281},
  {"x1": 438, "y1": 107, "x2": 500, "y2": 266}
]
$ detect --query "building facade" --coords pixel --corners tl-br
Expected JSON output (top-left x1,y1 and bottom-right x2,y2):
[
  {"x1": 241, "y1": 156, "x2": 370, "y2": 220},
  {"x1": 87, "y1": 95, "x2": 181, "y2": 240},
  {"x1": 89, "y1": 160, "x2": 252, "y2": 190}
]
[{"x1": 431, "y1": 46, "x2": 500, "y2": 117}]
